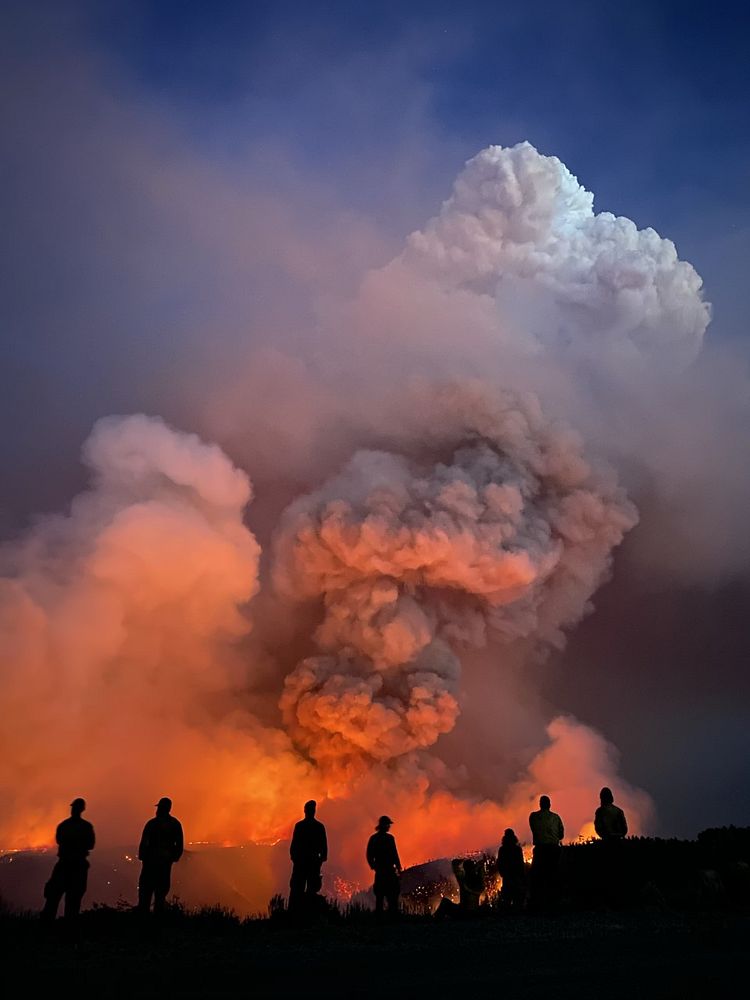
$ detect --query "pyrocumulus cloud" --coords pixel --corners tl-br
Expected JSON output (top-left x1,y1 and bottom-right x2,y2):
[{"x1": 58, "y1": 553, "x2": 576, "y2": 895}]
[{"x1": 3, "y1": 142, "x2": 715, "y2": 896}]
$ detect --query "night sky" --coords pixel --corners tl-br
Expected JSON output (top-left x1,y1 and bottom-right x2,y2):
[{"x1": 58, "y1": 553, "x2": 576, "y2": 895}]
[{"x1": 2, "y1": 0, "x2": 749, "y2": 841}]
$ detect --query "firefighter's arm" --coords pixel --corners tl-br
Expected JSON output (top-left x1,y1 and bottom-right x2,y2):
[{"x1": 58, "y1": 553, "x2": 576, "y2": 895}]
[{"x1": 366, "y1": 840, "x2": 376, "y2": 871}]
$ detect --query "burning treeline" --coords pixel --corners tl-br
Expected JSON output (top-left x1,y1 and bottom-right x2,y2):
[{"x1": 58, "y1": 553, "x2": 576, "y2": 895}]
[{"x1": 0, "y1": 143, "x2": 709, "y2": 885}]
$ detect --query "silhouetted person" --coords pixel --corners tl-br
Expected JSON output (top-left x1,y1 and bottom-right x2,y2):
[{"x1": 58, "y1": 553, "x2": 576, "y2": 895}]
[
  {"x1": 367, "y1": 816, "x2": 401, "y2": 916},
  {"x1": 529, "y1": 795, "x2": 564, "y2": 910},
  {"x1": 138, "y1": 797, "x2": 184, "y2": 914},
  {"x1": 497, "y1": 828, "x2": 526, "y2": 910},
  {"x1": 42, "y1": 798, "x2": 95, "y2": 921},
  {"x1": 594, "y1": 787, "x2": 628, "y2": 841},
  {"x1": 435, "y1": 857, "x2": 485, "y2": 918},
  {"x1": 595, "y1": 787, "x2": 628, "y2": 905},
  {"x1": 289, "y1": 800, "x2": 328, "y2": 912}
]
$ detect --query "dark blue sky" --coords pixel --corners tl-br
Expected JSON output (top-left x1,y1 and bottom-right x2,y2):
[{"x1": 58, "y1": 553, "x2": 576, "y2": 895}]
[
  {"x1": 94, "y1": 0, "x2": 748, "y2": 253},
  {"x1": 3, "y1": 2, "x2": 747, "y2": 453},
  {"x1": 2, "y1": 1, "x2": 750, "y2": 836}
]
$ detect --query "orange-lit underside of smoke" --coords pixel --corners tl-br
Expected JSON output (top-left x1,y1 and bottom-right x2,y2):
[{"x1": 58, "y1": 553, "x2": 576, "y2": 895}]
[
  {"x1": 2, "y1": 721, "x2": 651, "y2": 905},
  {"x1": 0, "y1": 416, "x2": 651, "y2": 888}
]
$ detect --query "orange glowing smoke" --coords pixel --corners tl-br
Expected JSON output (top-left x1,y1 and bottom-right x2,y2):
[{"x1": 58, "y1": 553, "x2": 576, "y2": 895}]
[
  {"x1": 0, "y1": 408, "x2": 649, "y2": 895},
  {"x1": 318, "y1": 715, "x2": 651, "y2": 886},
  {"x1": 2, "y1": 139, "x2": 723, "y2": 906},
  {"x1": 0, "y1": 415, "x2": 307, "y2": 851}
]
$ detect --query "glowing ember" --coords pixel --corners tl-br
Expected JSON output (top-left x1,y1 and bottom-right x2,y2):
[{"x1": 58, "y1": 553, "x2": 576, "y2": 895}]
[{"x1": 332, "y1": 876, "x2": 361, "y2": 903}]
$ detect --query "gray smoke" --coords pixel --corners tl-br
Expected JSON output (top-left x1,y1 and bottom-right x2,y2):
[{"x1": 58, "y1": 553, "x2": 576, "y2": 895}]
[{"x1": 274, "y1": 384, "x2": 636, "y2": 775}]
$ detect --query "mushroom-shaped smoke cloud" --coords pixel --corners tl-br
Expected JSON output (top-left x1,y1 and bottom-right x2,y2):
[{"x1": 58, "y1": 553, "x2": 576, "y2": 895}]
[
  {"x1": 3, "y1": 141, "x2": 713, "y2": 878},
  {"x1": 274, "y1": 385, "x2": 637, "y2": 776}
]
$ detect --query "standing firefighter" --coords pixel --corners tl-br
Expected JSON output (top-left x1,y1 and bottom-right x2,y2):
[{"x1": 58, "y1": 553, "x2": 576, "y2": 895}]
[
  {"x1": 529, "y1": 795, "x2": 564, "y2": 910},
  {"x1": 42, "y1": 797, "x2": 95, "y2": 921},
  {"x1": 289, "y1": 799, "x2": 328, "y2": 912},
  {"x1": 594, "y1": 787, "x2": 628, "y2": 841},
  {"x1": 594, "y1": 786, "x2": 628, "y2": 905},
  {"x1": 367, "y1": 815, "x2": 402, "y2": 916},
  {"x1": 497, "y1": 828, "x2": 526, "y2": 910},
  {"x1": 137, "y1": 797, "x2": 184, "y2": 914}
]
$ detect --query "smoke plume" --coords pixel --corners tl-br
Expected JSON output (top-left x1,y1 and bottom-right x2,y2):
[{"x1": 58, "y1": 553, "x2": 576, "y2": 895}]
[
  {"x1": 403, "y1": 141, "x2": 709, "y2": 370},
  {"x1": 274, "y1": 385, "x2": 636, "y2": 776},
  {"x1": 0, "y1": 414, "x2": 311, "y2": 848},
  {"x1": 2, "y1": 141, "x2": 718, "y2": 902}
]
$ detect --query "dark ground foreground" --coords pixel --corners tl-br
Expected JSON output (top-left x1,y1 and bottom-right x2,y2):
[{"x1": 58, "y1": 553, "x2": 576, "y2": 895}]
[{"x1": 1, "y1": 905, "x2": 747, "y2": 999}]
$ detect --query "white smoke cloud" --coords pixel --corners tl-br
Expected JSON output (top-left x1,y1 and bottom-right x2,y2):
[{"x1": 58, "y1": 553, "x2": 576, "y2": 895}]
[
  {"x1": 83, "y1": 414, "x2": 254, "y2": 513},
  {"x1": 402, "y1": 141, "x2": 710, "y2": 372}
]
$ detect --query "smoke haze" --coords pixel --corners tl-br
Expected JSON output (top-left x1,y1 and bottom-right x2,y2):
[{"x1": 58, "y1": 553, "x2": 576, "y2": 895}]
[{"x1": 2, "y1": 2, "x2": 750, "y2": 904}]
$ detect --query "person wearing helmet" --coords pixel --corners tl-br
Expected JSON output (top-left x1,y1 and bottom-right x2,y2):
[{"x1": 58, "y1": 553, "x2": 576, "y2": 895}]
[
  {"x1": 41, "y1": 797, "x2": 96, "y2": 921},
  {"x1": 366, "y1": 816, "x2": 402, "y2": 916},
  {"x1": 137, "y1": 797, "x2": 184, "y2": 914}
]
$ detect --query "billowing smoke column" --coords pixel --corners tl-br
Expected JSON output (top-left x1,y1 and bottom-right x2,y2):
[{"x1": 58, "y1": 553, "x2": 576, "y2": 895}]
[
  {"x1": 274, "y1": 385, "x2": 636, "y2": 777},
  {"x1": 402, "y1": 141, "x2": 709, "y2": 371},
  {"x1": 0, "y1": 414, "x2": 310, "y2": 848},
  {"x1": 0, "y1": 143, "x2": 712, "y2": 900}
]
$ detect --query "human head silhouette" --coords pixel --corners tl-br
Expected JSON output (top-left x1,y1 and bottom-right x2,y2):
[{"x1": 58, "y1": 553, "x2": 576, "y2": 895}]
[
  {"x1": 70, "y1": 798, "x2": 86, "y2": 817},
  {"x1": 600, "y1": 787, "x2": 614, "y2": 805},
  {"x1": 304, "y1": 800, "x2": 316, "y2": 818},
  {"x1": 539, "y1": 795, "x2": 551, "y2": 810},
  {"x1": 376, "y1": 815, "x2": 393, "y2": 831},
  {"x1": 502, "y1": 828, "x2": 518, "y2": 846},
  {"x1": 156, "y1": 797, "x2": 172, "y2": 815}
]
